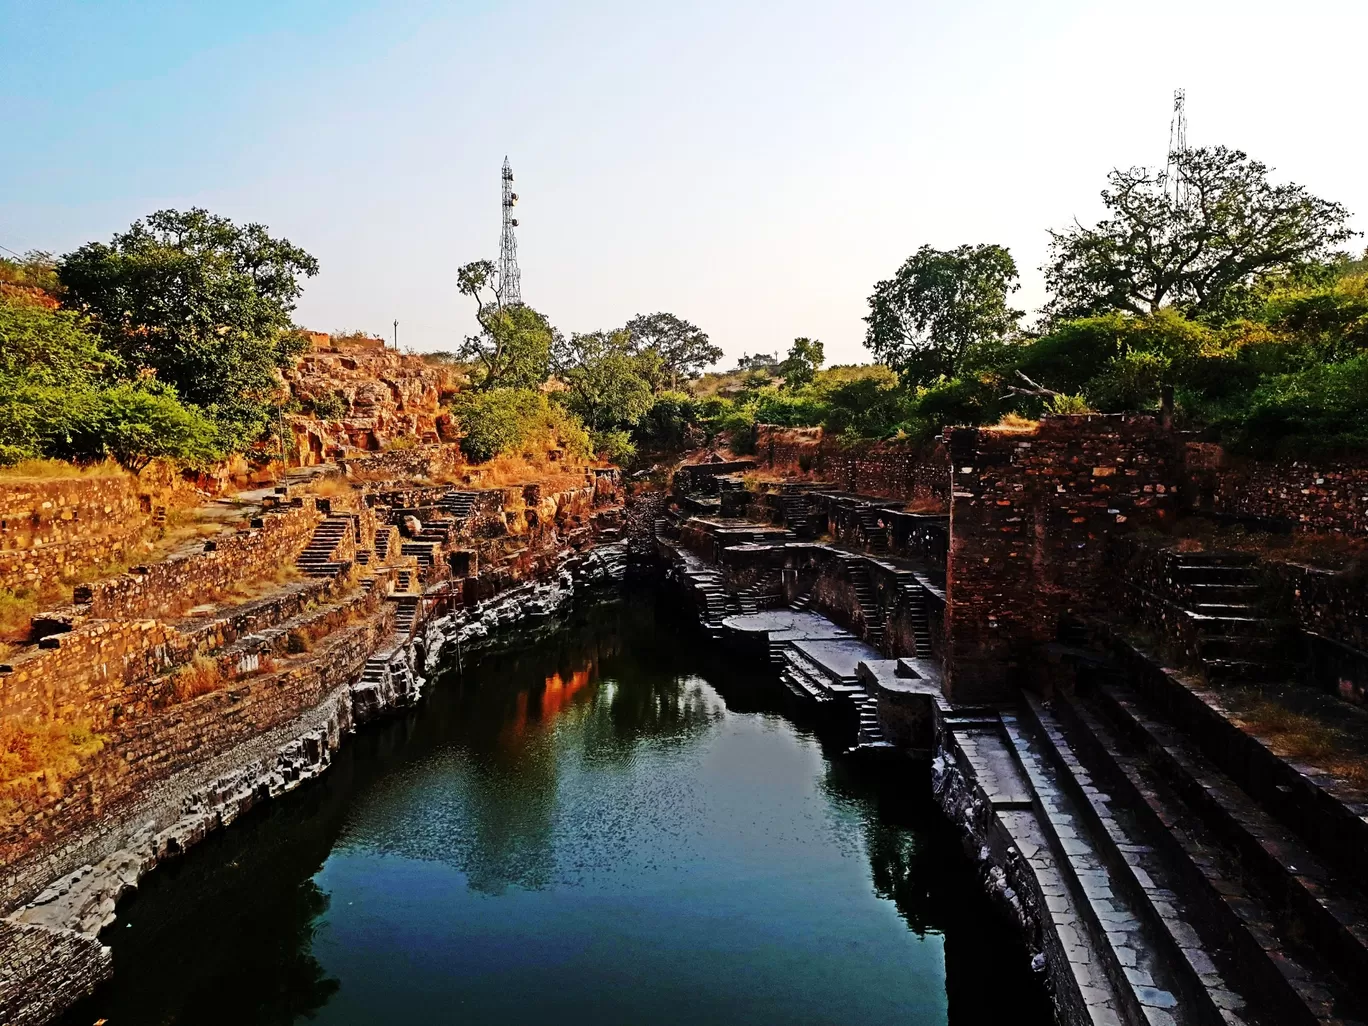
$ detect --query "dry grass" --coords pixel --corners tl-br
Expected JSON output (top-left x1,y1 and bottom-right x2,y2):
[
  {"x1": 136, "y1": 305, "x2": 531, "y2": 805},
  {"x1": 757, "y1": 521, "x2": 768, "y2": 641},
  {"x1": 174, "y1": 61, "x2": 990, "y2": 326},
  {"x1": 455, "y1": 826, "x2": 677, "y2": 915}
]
[
  {"x1": 986, "y1": 413, "x2": 1041, "y2": 435},
  {"x1": 0, "y1": 717, "x2": 105, "y2": 786},
  {"x1": 0, "y1": 459, "x2": 128, "y2": 481},
  {"x1": 1226, "y1": 692, "x2": 1368, "y2": 787},
  {"x1": 305, "y1": 475, "x2": 355, "y2": 498},
  {"x1": 171, "y1": 654, "x2": 223, "y2": 702}
]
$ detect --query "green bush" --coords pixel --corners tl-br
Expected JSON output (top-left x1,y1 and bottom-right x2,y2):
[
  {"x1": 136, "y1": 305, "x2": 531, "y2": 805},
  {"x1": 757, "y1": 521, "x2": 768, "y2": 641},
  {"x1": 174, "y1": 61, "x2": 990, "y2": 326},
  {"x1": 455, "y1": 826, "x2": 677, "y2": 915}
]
[
  {"x1": 633, "y1": 392, "x2": 698, "y2": 451},
  {"x1": 450, "y1": 388, "x2": 590, "y2": 463},
  {"x1": 308, "y1": 391, "x2": 348, "y2": 420},
  {"x1": 592, "y1": 429, "x2": 637, "y2": 464}
]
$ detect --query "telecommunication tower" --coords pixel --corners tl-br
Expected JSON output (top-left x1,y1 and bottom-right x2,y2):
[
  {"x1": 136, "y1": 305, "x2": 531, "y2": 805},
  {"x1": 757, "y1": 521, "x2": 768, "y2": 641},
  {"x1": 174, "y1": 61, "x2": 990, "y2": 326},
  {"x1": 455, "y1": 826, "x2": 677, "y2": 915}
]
[
  {"x1": 498, "y1": 156, "x2": 522, "y2": 308},
  {"x1": 1165, "y1": 89, "x2": 1189, "y2": 207}
]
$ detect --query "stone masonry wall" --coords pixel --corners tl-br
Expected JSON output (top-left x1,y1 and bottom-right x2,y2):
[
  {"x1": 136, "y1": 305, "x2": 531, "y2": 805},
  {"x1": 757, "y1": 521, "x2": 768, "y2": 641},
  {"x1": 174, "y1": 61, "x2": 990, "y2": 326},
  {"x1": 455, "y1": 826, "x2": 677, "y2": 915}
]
[
  {"x1": 1185, "y1": 443, "x2": 1368, "y2": 534},
  {"x1": 0, "y1": 605, "x2": 395, "y2": 892},
  {"x1": 0, "y1": 477, "x2": 148, "y2": 593},
  {"x1": 756, "y1": 426, "x2": 950, "y2": 509},
  {"x1": 944, "y1": 415, "x2": 1182, "y2": 702},
  {"x1": 70, "y1": 500, "x2": 322, "y2": 621}
]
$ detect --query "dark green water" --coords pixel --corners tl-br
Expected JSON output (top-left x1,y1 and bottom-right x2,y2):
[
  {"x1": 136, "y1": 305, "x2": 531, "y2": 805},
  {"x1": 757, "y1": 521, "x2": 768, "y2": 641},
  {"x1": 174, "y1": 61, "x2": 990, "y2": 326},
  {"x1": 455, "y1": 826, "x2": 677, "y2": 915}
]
[{"x1": 62, "y1": 593, "x2": 1052, "y2": 1026}]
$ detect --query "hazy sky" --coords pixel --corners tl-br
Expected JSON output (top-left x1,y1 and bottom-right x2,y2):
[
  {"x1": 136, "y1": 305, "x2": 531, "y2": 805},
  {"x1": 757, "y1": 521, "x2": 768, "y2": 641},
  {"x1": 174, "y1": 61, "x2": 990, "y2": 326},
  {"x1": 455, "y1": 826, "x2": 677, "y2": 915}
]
[{"x1": 2, "y1": 0, "x2": 1365, "y2": 368}]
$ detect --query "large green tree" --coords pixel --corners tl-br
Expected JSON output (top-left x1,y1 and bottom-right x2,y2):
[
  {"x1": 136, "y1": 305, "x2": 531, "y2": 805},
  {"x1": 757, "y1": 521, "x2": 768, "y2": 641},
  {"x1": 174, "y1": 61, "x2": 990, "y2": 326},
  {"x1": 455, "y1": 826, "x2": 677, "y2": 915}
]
[
  {"x1": 622, "y1": 312, "x2": 722, "y2": 391},
  {"x1": 0, "y1": 294, "x2": 221, "y2": 470},
  {"x1": 552, "y1": 330, "x2": 654, "y2": 433},
  {"x1": 455, "y1": 259, "x2": 554, "y2": 390},
  {"x1": 57, "y1": 208, "x2": 318, "y2": 450},
  {"x1": 864, "y1": 244, "x2": 1022, "y2": 387},
  {"x1": 1044, "y1": 146, "x2": 1354, "y2": 322}
]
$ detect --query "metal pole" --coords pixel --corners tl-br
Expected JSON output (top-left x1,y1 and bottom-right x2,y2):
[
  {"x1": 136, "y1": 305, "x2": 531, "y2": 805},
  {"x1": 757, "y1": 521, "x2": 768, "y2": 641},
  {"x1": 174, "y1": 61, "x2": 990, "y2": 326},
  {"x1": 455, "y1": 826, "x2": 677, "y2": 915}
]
[{"x1": 393, "y1": 319, "x2": 398, "y2": 351}]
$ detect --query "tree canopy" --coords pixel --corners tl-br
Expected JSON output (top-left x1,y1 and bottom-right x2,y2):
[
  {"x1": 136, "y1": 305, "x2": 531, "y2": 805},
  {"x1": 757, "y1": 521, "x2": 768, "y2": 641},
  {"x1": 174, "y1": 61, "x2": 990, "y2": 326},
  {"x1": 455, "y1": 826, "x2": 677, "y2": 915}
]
[
  {"x1": 57, "y1": 208, "x2": 318, "y2": 450},
  {"x1": 622, "y1": 312, "x2": 722, "y2": 391},
  {"x1": 0, "y1": 294, "x2": 221, "y2": 471},
  {"x1": 864, "y1": 244, "x2": 1022, "y2": 387},
  {"x1": 1044, "y1": 146, "x2": 1354, "y2": 322},
  {"x1": 779, "y1": 337, "x2": 824, "y2": 389},
  {"x1": 455, "y1": 260, "x2": 554, "y2": 390}
]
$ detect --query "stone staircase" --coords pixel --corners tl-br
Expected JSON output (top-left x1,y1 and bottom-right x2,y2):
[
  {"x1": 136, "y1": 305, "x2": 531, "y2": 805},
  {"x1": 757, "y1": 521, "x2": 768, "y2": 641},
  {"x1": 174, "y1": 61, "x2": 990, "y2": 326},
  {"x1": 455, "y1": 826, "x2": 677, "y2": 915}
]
[
  {"x1": 439, "y1": 490, "x2": 480, "y2": 522},
  {"x1": 1005, "y1": 675, "x2": 1368, "y2": 1026},
  {"x1": 1168, "y1": 553, "x2": 1298, "y2": 684},
  {"x1": 856, "y1": 506, "x2": 890, "y2": 554},
  {"x1": 779, "y1": 493, "x2": 817, "y2": 537},
  {"x1": 400, "y1": 541, "x2": 440, "y2": 574},
  {"x1": 840, "y1": 554, "x2": 885, "y2": 649},
  {"x1": 392, "y1": 596, "x2": 419, "y2": 635},
  {"x1": 295, "y1": 514, "x2": 353, "y2": 578},
  {"x1": 894, "y1": 571, "x2": 933, "y2": 658}
]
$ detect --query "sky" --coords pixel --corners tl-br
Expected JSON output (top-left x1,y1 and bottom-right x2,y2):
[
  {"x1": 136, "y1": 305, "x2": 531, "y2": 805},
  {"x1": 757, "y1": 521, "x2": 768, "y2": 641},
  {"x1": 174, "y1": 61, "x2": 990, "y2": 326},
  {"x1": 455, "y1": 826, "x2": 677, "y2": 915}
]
[{"x1": 2, "y1": 0, "x2": 1366, "y2": 369}]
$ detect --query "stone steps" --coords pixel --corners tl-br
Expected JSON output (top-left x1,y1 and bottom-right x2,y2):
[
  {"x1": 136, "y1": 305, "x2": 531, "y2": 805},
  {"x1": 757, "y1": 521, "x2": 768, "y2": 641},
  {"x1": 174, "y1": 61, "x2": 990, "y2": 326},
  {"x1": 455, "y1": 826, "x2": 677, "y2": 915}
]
[
  {"x1": 1008, "y1": 700, "x2": 1253, "y2": 1026},
  {"x1": 1089, "y1": 683, "x2": 1368, "y2": 1009},
  {"x1": 1050, "y1": 686, "x2": 1367, "y2": 1026}
]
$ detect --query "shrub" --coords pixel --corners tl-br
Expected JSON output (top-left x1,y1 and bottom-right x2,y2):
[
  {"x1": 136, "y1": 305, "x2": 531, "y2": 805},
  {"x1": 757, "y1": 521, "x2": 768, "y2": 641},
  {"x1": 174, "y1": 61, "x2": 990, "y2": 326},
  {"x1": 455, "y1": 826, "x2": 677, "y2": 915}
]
[
  {"x1": 592, "y1": 429, "x2": 637, "y2": 464},
  {"x1": 309, "y1": 391, "x2": 348, "y2": 420},
  {"x1": 450, "y1": 388, "x2": 590, "y2": 463}
]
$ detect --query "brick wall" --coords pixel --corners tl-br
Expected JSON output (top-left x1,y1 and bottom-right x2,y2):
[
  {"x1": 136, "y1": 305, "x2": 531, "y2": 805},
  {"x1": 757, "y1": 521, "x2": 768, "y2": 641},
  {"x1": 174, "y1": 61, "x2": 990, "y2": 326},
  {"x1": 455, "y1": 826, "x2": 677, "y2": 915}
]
[
  {"x1": 944, "y1": 415, "x2": 1182, "y2": 702},
  {"x1": 0, "y1": 477, "x2": 148, "y2": 592},
  {"x1": 755, "y1": 426, "x2": 949, "y2": 509},
  {"x1": 1185, "y1": 443, "x2": 1368, "y2": 534}
]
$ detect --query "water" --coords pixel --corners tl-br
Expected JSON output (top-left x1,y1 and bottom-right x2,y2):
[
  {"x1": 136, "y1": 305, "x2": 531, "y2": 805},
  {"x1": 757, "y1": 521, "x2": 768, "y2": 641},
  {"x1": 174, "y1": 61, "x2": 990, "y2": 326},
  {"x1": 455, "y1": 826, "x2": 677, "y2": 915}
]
[{"x1": 62, "y1": 592, "x2": 1052, "y2": 1026}]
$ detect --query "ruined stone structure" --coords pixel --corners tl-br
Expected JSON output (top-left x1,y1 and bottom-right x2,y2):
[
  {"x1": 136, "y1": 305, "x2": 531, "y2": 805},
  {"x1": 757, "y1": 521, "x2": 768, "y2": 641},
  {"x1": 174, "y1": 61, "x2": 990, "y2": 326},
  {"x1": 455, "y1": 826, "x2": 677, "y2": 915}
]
[
  {"x1": 659, "y1": 413, "x2": 1368, "y2": 1026},
  {"x1": 0, "y1": 434, "x2": 625, "y2": 1025}
]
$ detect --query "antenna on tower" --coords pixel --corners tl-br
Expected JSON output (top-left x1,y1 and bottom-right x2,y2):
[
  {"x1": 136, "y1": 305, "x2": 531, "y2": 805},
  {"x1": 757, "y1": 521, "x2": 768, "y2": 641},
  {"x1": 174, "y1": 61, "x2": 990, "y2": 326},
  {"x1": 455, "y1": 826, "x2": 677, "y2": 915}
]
[
  {"x1": 497, "y1": 156, "x2": 522, "y2": 308},
  {"x1": 1165, "y1": 89, "x2": 1189, "y2": 208}
]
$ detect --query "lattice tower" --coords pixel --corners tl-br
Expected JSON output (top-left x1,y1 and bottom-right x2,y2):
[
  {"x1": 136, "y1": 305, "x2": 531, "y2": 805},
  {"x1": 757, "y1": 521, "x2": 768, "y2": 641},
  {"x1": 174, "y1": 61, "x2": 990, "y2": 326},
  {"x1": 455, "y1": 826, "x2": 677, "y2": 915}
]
[
  {"x1": 498, "y1": 156, "x2": 522, "y2": 307},
  {"x1": 1165, "y1": 89, "x2": 1190, "y2": 208}
]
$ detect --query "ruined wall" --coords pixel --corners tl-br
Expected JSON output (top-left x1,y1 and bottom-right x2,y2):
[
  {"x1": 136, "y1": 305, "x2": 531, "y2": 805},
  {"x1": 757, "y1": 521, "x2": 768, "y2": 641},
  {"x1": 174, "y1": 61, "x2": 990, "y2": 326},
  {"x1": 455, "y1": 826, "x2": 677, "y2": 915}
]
[
  {"x1": 944, "y1": 416, "x2": 1182, "y2": 702},
  {"x1": 0, "y1": 605, "x2": 394, "y2": 892},
  {"x1": 0, "y1": 575, "x2": 370, "y2": 729},
  {"x1": 338, "y1": 443, "x2": 467, "y2": 482},
  {"x1": 57, "y1": 501, "x2": 323, "y2": 622},
  {"x1": 1185, "y1": 443, "x2": 1368, "y2": 534},
  {"x1": 0, "y1": 477, "x2": 148, "y2": 593},
  {"x1": 756, "y1": 426, "x2": 950, "y2": 509}
]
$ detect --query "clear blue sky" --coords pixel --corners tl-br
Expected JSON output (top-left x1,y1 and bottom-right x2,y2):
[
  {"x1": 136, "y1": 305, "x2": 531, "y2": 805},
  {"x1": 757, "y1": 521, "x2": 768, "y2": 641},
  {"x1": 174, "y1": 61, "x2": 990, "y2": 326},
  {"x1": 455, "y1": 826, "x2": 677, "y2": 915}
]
[{"x1": 2, "y1": 0, "x2": 1365, "y2": 367}]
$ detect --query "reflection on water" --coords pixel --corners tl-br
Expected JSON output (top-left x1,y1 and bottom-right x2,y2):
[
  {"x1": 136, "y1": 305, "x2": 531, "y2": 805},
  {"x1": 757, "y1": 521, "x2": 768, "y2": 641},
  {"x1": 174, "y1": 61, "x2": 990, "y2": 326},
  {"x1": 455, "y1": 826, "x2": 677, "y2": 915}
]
[{"x1": 63, "y1": 590, "x2": 1052, "y2": 1026}]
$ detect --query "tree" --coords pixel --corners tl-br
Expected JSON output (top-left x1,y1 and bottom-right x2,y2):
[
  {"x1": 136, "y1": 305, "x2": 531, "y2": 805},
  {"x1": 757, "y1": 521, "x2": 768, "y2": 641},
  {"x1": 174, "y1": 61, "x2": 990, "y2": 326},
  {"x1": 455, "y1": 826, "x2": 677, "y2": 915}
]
[
  {"x1": 864, "y1": 244, "x2": 1022, "y2": 387},
  {"x1": 57, "y1": 208, "x2": 318, "y2": 450},
  {"x1": 0, "y1": 295, "x2": 222, "y2": 470},
  {"x1": 455, "y1": 259, "x2": 554, "y2": 390},
  {"x1": 779, "y1": 337, "x2": 824, "y2": 389},
  {"x1": 622, "y1": 312, "x2": 722, "y2": 391},
  {"x1": 80, "y1": 381, "x2": 223, "y2": 473},
  {"x1": 552, "y1": 330, "x2": 654, "y2": 433},
  {"x1": 1044, "y1": 146, "x2": 1355, "y2": 322}
]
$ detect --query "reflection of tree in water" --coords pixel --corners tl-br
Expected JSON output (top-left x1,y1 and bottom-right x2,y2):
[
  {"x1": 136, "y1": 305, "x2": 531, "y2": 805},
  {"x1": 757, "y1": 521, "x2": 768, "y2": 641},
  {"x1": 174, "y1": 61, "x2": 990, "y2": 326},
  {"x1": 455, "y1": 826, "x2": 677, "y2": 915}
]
[
  {"x1": 823, "y1": 760, "x2": 1054, "y2": 1026},
  {"x1": 443, "y1": 596, "x2": 723, "y2": 892},
  {"x1": 58, "y1": 766, "x2": 353, "y2": 1026}
]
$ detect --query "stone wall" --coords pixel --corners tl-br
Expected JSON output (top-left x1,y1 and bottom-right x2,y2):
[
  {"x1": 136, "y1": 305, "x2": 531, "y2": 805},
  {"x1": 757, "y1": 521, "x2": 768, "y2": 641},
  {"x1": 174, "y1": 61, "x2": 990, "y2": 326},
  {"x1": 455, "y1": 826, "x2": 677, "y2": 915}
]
[
  {"x1": 944, "y1": 416, "x2": 1182, "y2": 702},
  {"x1": 0, "y1": 604, "x2": 395, "y2": 891},
  {"x1": 0, "y1": 477, "x2": 149, "y2": 593},
  {"x1": 338, "y1": 443, "x2": 467, "y2": 482},
  {"x1": 0, "y1": 575, "x2": 371, "y2": 730},
  {"x1": 1185, "y1": 443, "x2": 1368, "y2": 534},
  {"x1": 756, "y1": 426, "x2": 950, "y2": 509},
  {"x1": 67, "y1": 501, "x2": 321, "y2": 621}
]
